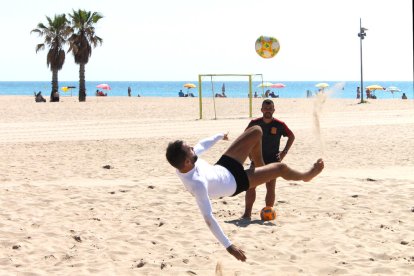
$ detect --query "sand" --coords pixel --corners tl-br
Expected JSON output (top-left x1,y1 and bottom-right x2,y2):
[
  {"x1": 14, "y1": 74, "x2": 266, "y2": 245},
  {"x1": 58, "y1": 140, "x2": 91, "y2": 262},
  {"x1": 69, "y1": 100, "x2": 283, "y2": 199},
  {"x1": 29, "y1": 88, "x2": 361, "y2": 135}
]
[{"x1": 0, "y1": 95, "x2": 413, "y2": 275}]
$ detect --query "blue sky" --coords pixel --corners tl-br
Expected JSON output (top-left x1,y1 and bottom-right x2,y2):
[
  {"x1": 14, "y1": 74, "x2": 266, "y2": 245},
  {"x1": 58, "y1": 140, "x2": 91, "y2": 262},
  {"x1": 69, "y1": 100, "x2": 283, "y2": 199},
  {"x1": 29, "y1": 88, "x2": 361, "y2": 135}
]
[{"x1": 0, "y1": 0, "x2": 412, "y2": 81}]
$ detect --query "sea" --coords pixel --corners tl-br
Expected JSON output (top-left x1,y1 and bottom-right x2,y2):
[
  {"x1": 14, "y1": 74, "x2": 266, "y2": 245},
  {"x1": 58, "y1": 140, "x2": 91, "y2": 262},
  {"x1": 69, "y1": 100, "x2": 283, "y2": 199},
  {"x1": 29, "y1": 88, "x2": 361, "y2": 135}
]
[{"x1": 0, "y1": 81, "x2": 412, "y2": 99}]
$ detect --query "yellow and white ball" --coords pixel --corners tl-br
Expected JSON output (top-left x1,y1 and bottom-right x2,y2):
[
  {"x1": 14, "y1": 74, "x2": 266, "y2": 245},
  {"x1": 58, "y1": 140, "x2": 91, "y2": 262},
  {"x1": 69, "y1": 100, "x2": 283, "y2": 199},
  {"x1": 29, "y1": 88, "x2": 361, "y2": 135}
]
[
  {"x1": 255, "y1": 36, "x2": 280, "y2": 59},
  {"x1": 260, "y1": 206, "x2": 277, "y2": 221}
]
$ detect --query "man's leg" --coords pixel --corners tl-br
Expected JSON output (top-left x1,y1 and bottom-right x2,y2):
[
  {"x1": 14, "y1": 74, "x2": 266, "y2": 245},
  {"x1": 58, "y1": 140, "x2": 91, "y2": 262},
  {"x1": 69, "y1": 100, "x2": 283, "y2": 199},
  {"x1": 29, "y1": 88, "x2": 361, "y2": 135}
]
[
  {"x1": 243, "y1": 178, "x2": 276, "y2": 219},
  {"x1": 247, "y1": 159, "x2": 324, "y2": 189},
  {"x1": 265, "y1": 179, "x2": 276, "y2": 207},
  {"x1": 223, "y1": 125, "x2": 265, "y2": 167},
  {"x1": 242, "y1": 188, "x2": 256, "y2": 219}
]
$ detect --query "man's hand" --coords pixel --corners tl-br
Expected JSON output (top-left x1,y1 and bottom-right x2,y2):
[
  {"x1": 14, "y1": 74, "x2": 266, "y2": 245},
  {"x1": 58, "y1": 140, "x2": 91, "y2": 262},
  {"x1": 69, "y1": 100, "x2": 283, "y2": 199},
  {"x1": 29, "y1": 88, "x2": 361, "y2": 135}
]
[
  {"x1": 226, "y1": 244, "x2": 246, "y2": 262},
  {"x1": 277, "y1": 150, "x2": 288, "y2": 161}
]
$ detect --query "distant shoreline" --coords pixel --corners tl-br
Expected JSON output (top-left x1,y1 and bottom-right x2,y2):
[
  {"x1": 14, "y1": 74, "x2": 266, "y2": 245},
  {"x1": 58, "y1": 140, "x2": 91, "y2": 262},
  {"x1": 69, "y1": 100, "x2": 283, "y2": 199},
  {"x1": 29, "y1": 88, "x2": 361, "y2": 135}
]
[{"x1": 0, "y1": 80, "x2": 412, "y2": 99}]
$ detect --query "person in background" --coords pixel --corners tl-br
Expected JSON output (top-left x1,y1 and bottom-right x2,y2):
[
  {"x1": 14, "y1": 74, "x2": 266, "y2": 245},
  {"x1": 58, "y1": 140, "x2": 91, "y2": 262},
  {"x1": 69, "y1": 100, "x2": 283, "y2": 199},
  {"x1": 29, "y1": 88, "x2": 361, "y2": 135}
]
[
  {"x1": 34, "y1": 91, "x2": 46, "y2": 102},
  {"x1": 179, "y1": 90, "x2": 186, "y2": 97},
  {"x1": 128, "y1": 86, "x2": 132, "y2": 97},
  {"x1": 402, "y1": 93, "x2": 407, "y2": 100},
  {"x1": 356, "y1": 87, "x2": 361, "y2": 99},
  {"x1": 242, "y1": 99, "x2": 295, "y2": 220},
  {"x1": 269, "y1": 91, "x2": 278, "y2": 98},
  {"x1": 366, "y1": 88, "x2": 371, "y2": 99},
  {"x1": 96, "y1": 90, "x2": 107, "y2": 96}
]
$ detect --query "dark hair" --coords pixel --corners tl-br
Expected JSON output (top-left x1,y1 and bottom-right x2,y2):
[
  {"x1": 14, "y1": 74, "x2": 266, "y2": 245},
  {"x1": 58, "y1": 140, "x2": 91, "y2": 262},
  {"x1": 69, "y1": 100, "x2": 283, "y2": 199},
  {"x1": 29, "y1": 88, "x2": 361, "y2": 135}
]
[
  {"x1": 262, "y1": 99, "x2": 274, "y2": 106},
  {"x1": 166, "y1": 140, "x2": 186, "y2": 169}
]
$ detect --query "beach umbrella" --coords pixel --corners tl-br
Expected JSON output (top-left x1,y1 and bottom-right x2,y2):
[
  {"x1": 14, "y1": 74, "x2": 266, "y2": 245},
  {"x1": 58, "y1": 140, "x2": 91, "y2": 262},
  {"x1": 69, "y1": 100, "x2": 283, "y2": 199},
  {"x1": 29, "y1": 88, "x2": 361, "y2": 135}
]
[
  {"x1": 61, "y1": 86, "x2": 76, "y2": 92},
  {"x1": 183, "y1": 83, "x2": 196, "y2": 96},
  {"x1": 315, "y1": 83, "x2": 329, "y2": 88},
  {"x1": 183, "y1": 83, "x2": 196, "y2": 89},
  {"x1": 97, "y1": 83, "x2": 111, "y2": 90},
  {"x1": 366, "y1": 85, "x2": 385, "y2": 91},
  {"x1": 387, "y1": 86, "x2": 401, "y2": 93},
  {"x1": 270, "y1": 83, "x2": 286, "y2": 88},
  {"x1": 61, "y1": 86, "x2": 76, "y2": 96},
  {"x1": 386, "y1": 86, "x2": 401, "y2": 98},
  {"x1": 257, "y1": 82, "x2": 273, "y2": 88}
]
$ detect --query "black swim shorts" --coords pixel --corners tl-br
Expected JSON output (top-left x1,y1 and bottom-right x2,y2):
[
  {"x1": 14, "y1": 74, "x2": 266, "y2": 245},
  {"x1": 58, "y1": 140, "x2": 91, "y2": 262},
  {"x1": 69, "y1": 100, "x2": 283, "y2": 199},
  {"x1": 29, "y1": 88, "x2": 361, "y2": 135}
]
[{"x1": 215, "y1": 155, "x2": 250, "y2": 196}]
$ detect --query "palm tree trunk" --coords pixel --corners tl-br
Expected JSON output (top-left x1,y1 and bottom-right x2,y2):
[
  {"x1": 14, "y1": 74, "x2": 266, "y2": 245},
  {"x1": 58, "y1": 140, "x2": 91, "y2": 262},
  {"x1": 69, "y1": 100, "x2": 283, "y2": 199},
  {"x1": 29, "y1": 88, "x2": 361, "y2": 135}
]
[
  {"x1": 78, "y1": 63, "x2": 86, "y2": 102},
  {"x1": 51, "y1": 69, "x2": 58, "y2": 99}
]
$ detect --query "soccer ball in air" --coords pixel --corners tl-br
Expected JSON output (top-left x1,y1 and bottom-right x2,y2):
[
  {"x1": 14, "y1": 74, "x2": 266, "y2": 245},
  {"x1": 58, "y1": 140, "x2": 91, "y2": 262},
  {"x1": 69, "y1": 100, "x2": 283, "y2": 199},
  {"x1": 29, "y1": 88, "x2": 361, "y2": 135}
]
[
  {"x1": 255, "y1": 36, "x2": 280, "y2": 59},
  {"x1": 260, "y1": 206, "x2": 277, "y2": 221}
]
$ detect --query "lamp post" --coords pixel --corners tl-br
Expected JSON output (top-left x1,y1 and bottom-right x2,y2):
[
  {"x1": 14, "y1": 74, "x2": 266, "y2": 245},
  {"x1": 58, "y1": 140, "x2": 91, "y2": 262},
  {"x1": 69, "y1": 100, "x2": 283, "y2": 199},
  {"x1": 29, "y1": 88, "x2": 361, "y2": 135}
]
[{"x1": 358, "y1": 18, "x2": 368, "y2": 103}]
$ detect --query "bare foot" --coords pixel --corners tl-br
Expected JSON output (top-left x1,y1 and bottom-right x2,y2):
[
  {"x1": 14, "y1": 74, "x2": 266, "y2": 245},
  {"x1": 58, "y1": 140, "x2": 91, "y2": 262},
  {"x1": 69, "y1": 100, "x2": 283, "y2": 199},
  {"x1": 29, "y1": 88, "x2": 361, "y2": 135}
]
[
  {"x1": 241, "y1": 214, "x2": 251, "y2": 220},
  {"x1": 303, "y1": 158, "x2": 324, "y2": 182}
]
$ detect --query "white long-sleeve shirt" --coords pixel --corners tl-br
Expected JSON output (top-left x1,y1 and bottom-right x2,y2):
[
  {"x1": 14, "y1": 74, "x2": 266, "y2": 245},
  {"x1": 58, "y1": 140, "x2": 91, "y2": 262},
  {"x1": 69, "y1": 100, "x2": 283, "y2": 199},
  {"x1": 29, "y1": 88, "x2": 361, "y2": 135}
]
[{"x1": 176, "y1": 133, "x2": 237, "y2": 248}]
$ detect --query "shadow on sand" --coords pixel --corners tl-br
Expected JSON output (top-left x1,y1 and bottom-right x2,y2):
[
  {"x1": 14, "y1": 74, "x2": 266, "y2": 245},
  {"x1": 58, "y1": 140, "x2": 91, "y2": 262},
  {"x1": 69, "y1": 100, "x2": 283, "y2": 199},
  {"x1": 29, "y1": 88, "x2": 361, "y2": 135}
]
[{"x1": 224, "y1": 218, "x2": 276, "y2": 228}]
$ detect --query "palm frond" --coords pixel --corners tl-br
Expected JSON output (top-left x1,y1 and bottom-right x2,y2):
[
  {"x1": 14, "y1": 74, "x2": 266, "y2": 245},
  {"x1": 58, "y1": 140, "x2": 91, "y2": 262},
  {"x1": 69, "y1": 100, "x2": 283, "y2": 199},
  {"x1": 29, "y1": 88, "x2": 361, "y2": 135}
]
[{"x1": 31, "y1": 13, "x2": 69, "y2": 70}]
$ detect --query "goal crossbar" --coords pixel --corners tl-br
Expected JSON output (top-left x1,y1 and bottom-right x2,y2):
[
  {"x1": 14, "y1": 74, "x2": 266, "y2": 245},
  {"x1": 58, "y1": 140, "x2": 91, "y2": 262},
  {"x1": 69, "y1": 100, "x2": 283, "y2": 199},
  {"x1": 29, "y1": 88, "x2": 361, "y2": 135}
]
[{"x1": 197, "y1": 73, "x2": 263, "y2": 119}]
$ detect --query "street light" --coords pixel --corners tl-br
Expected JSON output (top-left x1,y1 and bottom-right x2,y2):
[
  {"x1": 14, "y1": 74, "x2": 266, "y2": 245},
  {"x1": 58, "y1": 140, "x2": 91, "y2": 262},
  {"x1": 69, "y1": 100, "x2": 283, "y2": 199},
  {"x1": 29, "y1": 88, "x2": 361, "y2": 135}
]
[{"x1": 358, "y1": 18, "x2": 368, "y2": 103}]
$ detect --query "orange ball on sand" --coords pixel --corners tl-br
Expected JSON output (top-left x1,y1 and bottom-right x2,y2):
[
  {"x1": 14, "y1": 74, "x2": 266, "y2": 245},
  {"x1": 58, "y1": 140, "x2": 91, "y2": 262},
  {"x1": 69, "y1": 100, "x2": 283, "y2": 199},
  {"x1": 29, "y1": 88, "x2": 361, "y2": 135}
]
[{"x1": 260, "y1": 206, "x2": 277, "y2": 221}]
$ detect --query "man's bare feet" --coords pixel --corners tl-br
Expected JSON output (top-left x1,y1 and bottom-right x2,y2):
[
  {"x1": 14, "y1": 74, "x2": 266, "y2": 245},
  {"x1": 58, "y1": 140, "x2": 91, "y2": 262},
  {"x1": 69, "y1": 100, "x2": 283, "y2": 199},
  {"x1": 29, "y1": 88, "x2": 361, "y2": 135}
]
[
  {"x1": 241, "y1": 214, "x2": 251, "y2": 220},
  {"x1": 303, "y1": 158, "x2": 324, "y2": 182}
]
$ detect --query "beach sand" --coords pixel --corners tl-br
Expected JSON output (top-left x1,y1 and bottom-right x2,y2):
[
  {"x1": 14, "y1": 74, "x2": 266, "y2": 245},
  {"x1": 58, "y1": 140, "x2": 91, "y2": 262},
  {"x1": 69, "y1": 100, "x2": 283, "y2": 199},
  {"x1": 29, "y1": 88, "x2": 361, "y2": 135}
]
[{"x1": 1, "y1": 95, "x2": 413, "y2": 275}]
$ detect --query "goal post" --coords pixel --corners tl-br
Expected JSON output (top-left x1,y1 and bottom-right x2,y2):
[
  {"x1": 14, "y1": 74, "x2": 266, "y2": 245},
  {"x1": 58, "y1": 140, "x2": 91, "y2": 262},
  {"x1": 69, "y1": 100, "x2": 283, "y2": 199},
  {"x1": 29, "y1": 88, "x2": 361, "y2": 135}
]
[{"x1": 197, "y1": 73, "x2": 263, "y2": 119}]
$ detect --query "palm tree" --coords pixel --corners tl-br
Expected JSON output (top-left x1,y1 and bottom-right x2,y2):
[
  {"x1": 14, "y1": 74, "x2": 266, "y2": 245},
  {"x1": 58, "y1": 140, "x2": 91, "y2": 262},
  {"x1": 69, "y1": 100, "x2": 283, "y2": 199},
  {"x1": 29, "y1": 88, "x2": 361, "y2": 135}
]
[
  {"x1": 31, "y1": 14, "x2": 70, "y2": 100},
  {"x1": 68, "y1": 9, "x2": 103, "y2": 102}
]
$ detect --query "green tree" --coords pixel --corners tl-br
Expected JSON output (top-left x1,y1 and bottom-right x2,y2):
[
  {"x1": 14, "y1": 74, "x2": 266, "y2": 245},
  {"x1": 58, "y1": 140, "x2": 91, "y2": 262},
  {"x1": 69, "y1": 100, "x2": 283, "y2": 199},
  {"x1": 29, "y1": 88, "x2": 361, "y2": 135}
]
[
  {"x1": 31, "y1": 14, "x2": 70, "y2": 100},
  {"x1": 68, "y1": 9, "x2": 103, "y2": 102}
]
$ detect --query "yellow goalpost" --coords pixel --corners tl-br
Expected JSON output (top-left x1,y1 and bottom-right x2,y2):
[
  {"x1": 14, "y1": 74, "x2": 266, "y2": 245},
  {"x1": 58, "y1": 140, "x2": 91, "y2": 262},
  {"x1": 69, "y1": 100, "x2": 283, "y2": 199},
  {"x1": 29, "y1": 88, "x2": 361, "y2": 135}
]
[{"x1": 197, "y1": 73, "x2": 263, "y2": 119}]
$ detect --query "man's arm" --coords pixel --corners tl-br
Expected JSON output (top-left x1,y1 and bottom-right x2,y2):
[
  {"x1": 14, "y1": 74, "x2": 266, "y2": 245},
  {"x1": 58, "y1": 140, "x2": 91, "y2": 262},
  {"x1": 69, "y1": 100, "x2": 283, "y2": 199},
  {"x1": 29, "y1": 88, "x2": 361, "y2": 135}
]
[
  {"x1": 193, "y1": 133, "x2": 225, "y2": 156},
  {"x1": 193, "y1": 181, "x2": 232, "y2": 248},
  {"x1": 279, "y1": 132, "x2": 295, "y2": 161},
  {"x1": 192, "y1": 180, "x2": 246, "y2": 261}
]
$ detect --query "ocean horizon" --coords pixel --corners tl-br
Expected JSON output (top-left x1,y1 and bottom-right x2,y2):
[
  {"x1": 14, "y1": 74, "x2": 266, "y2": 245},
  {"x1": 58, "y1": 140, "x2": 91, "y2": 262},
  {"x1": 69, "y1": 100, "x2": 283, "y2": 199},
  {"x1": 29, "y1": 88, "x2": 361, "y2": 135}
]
[{"x1": 0, "y1": 80, "x2": 412, "y2": 99}]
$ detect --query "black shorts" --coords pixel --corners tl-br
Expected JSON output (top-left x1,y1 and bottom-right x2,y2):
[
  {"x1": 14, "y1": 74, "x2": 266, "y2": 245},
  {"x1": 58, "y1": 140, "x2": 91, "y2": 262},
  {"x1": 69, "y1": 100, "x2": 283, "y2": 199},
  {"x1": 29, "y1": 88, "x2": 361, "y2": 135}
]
[{"x1": 215, "y1": 155, "x2": 250, "y2": 196}]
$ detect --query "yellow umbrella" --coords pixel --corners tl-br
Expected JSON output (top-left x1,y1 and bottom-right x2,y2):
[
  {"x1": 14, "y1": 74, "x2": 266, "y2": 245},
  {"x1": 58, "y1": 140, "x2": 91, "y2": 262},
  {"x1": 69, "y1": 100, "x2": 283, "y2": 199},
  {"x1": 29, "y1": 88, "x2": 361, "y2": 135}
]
[
  {"x1": 366, "y1": 85, "x2": 385, "y2": 91},
  {"x1": 257, "y1": 82, "x2": 273, "y2": 88},
  {"x1": 315, "y1": 83, "x2": 329, "y2": 88},
  {"x1": 183, "y1": 83, "x2": 196, "y2": 89},
  {"x1": 61, "y1": 86, "x2": 75, "y2": 96}
]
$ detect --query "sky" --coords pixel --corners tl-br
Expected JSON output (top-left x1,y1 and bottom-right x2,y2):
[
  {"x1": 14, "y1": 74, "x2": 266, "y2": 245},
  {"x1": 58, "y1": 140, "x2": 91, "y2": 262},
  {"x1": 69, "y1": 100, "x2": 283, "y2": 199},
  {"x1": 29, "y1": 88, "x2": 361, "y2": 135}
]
[{"x1": 0, "y1": 0, "x2": 412, "y2": 81}]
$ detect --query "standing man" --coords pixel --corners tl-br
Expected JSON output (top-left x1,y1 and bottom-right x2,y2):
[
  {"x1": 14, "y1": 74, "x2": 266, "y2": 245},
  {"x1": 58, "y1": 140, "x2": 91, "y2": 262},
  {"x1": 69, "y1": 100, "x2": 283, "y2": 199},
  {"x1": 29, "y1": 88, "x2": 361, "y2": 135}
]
[
  {"x1": 128, "y1": 86, "x2": 132, "y2": 97},
  {"x1": 242, "y1": 99, "x2": 295, "y2": 219}
]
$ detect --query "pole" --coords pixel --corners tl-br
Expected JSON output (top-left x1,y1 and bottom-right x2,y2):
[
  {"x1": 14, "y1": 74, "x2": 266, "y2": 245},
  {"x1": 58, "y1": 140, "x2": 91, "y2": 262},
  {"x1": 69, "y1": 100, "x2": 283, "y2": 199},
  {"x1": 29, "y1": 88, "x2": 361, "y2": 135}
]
[
  {"x1": 359, "y1": 18, "x2": 364, "y2": 104},
  {"x1": 210, "y1": 76, "x2": 217, "y2": 120},
  {"x1": 248, "y1": 75, "x2": 252, "y2": 118},
  {"x1": 198, "y1": 75, "x2": 202, "y2": 119}
]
